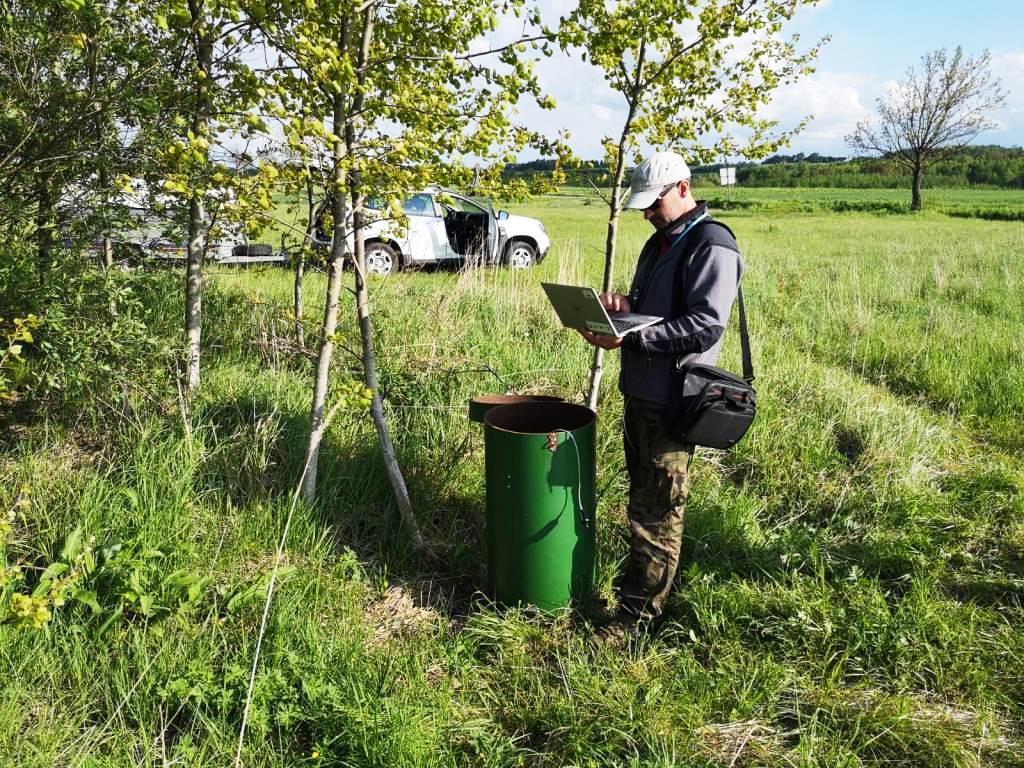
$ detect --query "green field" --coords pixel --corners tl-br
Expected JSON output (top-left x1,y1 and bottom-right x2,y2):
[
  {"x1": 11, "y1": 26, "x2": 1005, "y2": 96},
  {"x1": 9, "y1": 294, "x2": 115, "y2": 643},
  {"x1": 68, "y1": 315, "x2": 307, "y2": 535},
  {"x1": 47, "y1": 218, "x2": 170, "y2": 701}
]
[
  {"x1": 2, "y1": 188, "x2": 1024, "y2": 766},
  {"x1": 544, "y1": 185, "x2": 1024, "y2": 219}
]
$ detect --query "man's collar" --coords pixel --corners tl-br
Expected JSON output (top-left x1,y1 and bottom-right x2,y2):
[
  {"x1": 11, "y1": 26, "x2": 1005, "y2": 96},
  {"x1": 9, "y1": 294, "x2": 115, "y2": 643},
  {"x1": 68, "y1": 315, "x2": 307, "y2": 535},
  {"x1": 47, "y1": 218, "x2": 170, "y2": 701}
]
[{"x1": 659, "y1": 201, "x2": 709, "y2": 237}]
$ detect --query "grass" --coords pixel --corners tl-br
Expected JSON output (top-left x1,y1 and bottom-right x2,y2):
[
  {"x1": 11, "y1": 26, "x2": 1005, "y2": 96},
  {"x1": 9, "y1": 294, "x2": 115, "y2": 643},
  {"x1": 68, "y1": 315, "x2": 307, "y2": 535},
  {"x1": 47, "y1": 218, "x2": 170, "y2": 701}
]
[
  {"x1": 540, "y1": 185, "x2": 1024, "y2": 218},
  {"x1": 2, "y1": 186, "x2": 1023, "y2": 766}
]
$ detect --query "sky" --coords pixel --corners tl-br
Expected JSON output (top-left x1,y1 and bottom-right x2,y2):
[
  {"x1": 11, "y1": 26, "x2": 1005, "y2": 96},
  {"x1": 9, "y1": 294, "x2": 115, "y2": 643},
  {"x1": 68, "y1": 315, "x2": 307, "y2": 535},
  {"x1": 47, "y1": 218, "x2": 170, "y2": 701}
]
[{"x1": 505, "y1": 0, "x2": 1024, "y2": 161}]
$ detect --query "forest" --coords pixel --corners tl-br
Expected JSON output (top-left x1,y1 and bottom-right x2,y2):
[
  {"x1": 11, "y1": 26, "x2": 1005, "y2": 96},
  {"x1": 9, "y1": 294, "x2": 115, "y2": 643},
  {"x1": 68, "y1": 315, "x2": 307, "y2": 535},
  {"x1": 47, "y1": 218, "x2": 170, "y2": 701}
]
[{"x1": 505, "y1": 145, "x2": 1024, "y2": 189}]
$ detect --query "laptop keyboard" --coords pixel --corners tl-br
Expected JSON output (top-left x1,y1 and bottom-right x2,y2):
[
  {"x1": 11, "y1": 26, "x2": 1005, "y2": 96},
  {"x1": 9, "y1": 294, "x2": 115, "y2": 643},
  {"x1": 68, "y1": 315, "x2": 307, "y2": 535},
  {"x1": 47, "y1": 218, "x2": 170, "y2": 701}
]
[{"x1": 610, "y1": 317, "x2": 652, "y2": 334}]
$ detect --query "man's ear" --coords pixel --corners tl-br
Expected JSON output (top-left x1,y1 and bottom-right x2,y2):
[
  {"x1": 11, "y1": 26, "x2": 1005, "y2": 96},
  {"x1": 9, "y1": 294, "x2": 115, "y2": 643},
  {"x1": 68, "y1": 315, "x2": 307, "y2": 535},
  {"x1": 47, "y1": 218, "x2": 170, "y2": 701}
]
[{"x1": 678, "y1": 179, "x2": 691, "y2": 196}]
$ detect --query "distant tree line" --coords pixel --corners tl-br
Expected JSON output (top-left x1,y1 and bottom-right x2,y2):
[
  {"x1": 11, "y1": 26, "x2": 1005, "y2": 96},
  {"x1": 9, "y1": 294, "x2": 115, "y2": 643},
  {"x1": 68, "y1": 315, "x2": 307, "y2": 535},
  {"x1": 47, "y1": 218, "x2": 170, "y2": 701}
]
[
  {"x1": 726, "y1": 146, "x2": 1024, "y2": 189},
  {"x1": 505, "y1": 145, "x2": 1024, "y2": 189},
  {"x1": 760, "y1": 152, "x2": 848, "y2": 164}
]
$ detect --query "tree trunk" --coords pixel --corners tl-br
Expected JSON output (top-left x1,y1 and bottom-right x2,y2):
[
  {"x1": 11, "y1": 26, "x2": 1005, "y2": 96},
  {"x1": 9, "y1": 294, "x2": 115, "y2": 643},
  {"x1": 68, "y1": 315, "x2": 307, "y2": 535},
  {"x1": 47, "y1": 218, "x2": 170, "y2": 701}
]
[
  {"x1": 293, "y1": 256, "x2": 305, "y2": 349},
  {"x1": 301, "y1": 92, "x2": 349, "y2": 505},
  {"x1": 184, "y1": 0, "x2": 213, "y2": 393},
  {"x1": 345, "y1": 5, "x2": 424, "y2": 548},
  {"x1": 585, "y1": 41, "x2": 645, "y2": 411},
  {"x1": 294, "y1": 171, "x2": 314, "y2": 350},
  {"x1": 98, "y1": 168, "x2": 114, "y2": 271},
  {"x1": 351, "y1": 213, "x2": 426, "y2": 550},
  {"x1": 100, "y1": 235, "x2": 114, "y2": 270},
  {"x1": 87, "y1": 34, "x2": 113, "y2": 271},
  {"x1": 185, "y1": 193, "x2": 206, "y2": 391},
  {"x1": 585, "y1": 208, "x2": 622, "y2": 411},
  {"x1": 911, "y1": 163, "x2": 923, "y2": 212}
]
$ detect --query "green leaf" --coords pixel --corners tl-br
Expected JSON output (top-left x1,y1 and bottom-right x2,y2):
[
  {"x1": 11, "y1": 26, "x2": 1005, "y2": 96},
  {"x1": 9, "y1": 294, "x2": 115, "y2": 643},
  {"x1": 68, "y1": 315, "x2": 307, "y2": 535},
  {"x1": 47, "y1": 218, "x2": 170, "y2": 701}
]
[
  {"x1": 35, "y1": 562, "x2": 70, "y2": 592},
  {"x1": 225, "y1": 566, "x2": 296, "y2": 613},
  {"x1": 72, "y1": 589, "x2": 101, "y2": 614},
  {"x1": 60, "y1": 525, "x2": 84, "y2": 561},
  {"x1": 95, "y1": 606, "x2": 123, "y2": 637},
  {"x1": 119, "y1": 488, "x2": 140, "y2": 511}
]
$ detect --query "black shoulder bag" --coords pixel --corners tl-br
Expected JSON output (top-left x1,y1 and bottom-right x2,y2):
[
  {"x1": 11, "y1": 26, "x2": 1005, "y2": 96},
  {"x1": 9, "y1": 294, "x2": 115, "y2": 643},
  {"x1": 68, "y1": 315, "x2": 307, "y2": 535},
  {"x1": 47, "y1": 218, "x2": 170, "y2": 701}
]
[{"x1": 664, "y1": 224, "x2": 756, "y2": 449}]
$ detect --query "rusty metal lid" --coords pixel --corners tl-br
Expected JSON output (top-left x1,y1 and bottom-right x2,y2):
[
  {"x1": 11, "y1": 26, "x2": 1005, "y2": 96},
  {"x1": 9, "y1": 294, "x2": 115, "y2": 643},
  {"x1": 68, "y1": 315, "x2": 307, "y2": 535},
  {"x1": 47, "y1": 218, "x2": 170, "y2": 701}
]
[{"x1": 468, "y1": 394, "x2": 565, "y2": 423}]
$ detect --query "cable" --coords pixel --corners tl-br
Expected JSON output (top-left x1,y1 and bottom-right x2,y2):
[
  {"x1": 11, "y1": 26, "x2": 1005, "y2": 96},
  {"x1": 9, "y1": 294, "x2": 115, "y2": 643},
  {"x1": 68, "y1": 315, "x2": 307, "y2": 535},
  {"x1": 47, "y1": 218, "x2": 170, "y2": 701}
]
[{"x1": 552, "y1": 428, "x2": 589, "y2": 530}]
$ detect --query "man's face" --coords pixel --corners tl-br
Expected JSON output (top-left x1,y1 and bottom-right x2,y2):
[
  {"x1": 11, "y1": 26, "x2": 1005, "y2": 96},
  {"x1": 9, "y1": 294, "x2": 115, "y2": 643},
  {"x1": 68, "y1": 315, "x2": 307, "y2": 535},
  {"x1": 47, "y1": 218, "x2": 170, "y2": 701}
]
[{"x1": 642, "y1": 180, "x2": 690, "y2": 229}]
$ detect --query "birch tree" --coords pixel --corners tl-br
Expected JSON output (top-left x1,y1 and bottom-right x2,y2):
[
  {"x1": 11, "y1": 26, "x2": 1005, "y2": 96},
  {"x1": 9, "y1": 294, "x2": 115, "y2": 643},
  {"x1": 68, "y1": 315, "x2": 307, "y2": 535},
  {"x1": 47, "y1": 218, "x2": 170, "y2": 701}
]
[
  {"x1": 559, "y1": 0, "x2": 825, "y2": 410},
  {"x1": 151, "y1": 0, "x2": 261, "y2": 392},
  {"x1": 251, "y1": 0, "x2": 554, "y2": 536}
]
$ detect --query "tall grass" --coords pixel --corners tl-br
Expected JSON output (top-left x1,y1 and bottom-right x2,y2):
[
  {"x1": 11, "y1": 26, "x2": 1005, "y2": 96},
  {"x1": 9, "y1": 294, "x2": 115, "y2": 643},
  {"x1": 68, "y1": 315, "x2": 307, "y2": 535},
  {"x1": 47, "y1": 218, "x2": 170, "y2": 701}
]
[{"x1": 2, "y1": 190, "x2": 1023, "y2": 766}]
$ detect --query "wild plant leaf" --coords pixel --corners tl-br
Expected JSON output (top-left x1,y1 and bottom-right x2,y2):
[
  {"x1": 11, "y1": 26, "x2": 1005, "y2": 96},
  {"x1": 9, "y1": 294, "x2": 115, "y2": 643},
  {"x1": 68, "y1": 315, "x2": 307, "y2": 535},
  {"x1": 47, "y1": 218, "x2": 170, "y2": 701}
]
[
  {"x1": 33, "y1": 562, "x2": 69, "y2": 595},
  {"x1": 225, "y1": 565, "x2": 297, "y2": 614},
  {"x1": 94, "y1": 606, "x2": 123, "y2": 638},
  {"x1": 119, "y1": 489, "x2": 140, "y2": 511},
  {"x1": 60, "y1": 526, "x2": 84, "y2": 560},
  {"x1": 72, "y1": 589, "x2": 101, "y2": 614}
]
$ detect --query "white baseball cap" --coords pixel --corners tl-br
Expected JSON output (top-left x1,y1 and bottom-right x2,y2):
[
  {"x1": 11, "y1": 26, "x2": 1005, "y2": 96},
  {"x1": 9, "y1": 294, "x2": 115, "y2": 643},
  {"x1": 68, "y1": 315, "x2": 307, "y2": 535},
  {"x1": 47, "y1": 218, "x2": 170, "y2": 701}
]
[{"x1": 623, "y1": 152, "x2": 691, "y2": 209}]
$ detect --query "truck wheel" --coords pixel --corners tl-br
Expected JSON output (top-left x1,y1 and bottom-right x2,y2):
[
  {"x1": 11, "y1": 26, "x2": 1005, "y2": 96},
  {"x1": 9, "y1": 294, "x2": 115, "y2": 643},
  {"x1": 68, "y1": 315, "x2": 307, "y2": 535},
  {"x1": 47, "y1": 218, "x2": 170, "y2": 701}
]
[
  {"x1": 505, "y1": 239, "x2": 537, "y2": 269},
  {"x1": 233, "y1": 243, "x2": 274, "y2": 258},
  {"x1": 365, "y1": 242, "x2": 399, "y2": 276}
]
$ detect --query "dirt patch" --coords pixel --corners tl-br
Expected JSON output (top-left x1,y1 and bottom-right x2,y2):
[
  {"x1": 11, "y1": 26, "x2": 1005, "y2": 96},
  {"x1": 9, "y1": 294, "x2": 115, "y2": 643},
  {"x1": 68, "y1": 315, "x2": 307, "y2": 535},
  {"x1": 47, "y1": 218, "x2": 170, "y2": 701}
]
[
  {"x1": 0, "y1": 430, "x2": 104, "y2": 475},
  {"x1": 365, "y1": 583, "x2": 443, "y2": 646},
  {"x1": 698, "y1": 720, "x2": 782, "y2": 766},
  {"x1": 833, "y1": 426, "x2": 866, "y2": 462}
]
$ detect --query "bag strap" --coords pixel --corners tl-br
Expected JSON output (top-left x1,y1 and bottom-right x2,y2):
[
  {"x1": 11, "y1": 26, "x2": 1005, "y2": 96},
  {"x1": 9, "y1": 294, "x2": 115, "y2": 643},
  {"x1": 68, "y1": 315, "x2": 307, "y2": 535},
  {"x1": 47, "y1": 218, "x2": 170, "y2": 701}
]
[
  {"x1": 736, "y1": 284, "x2": 754, "y2": 384},
  {"x1": 672, "y1": 219, "x2": 755, "y2": 384}
]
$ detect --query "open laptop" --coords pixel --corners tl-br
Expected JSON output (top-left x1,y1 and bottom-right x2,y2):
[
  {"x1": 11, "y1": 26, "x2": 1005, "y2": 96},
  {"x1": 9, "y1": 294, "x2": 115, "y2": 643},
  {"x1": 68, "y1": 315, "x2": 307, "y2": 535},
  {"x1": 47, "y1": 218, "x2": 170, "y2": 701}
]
[{"x1": 541, "y1": 282, "x2": 662, "y2": 338}]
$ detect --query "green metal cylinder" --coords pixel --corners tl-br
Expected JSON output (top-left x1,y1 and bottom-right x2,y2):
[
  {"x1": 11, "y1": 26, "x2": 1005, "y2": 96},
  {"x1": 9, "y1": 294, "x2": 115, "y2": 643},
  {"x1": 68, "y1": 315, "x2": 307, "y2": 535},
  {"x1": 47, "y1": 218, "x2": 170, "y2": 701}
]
[{"x1": 483, "y1": 402, "x2": 596, "y2": 610}]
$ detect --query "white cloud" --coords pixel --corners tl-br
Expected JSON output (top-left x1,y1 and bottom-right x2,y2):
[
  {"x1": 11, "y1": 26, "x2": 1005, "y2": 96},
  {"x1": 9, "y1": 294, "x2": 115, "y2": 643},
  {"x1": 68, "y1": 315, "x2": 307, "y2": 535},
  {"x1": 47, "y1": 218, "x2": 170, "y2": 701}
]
[
  {"x1": 993, "y1": 50, "x2": 1024, "y2": 87},
  {"x1": 734, "y1": 72, "x2": 876, "y2": 153},
  {"x1": 764, "y1": 75, "x2": 871, "y2": 128},
  {"x1": 500, "y1": 5, "x2": 878, "y2": 160},
  {"x1": 507, "y1": 43, "x2": 629, "y2": 158},
  {"x1": 990, "y1": 51, "x2": 1024, "y2": 143},
  {"x1": 501, "y1": 16, "x2": 1024, "y2": 161},
  {"x1": 513, "y1": 64, "x2": 882, "y2": 160}
]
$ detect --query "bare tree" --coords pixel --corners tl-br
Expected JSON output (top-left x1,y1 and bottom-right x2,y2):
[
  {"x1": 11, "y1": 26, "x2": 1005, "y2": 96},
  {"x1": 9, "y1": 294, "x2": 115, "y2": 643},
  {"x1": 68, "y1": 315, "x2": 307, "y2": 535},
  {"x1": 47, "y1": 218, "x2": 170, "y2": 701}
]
[{"x1": 847, "y1": 47, "x2": 1006, "y2": 212}]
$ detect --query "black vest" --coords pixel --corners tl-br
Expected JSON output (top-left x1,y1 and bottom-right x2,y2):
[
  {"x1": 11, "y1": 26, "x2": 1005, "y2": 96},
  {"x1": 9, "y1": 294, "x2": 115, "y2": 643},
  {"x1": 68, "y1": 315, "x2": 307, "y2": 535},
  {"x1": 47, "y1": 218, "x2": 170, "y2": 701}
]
[{"x1": 620, "y1": 210, "x2": 742, "y2": 404}]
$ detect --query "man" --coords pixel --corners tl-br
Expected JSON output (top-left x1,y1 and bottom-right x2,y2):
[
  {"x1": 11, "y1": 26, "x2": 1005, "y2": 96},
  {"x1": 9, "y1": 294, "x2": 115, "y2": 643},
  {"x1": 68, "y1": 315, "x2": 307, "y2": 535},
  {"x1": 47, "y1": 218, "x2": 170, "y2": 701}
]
[{"x1": 579, "y1": 151, "x2": 743, "y2": 643}]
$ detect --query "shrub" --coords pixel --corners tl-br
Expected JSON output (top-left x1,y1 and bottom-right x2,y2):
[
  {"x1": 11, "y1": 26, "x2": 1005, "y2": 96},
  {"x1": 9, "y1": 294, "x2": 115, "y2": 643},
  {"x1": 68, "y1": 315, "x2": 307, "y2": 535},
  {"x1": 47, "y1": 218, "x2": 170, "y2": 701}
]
[{"x1": 0, "y1": 248, "x2": 180, "y2": 417}]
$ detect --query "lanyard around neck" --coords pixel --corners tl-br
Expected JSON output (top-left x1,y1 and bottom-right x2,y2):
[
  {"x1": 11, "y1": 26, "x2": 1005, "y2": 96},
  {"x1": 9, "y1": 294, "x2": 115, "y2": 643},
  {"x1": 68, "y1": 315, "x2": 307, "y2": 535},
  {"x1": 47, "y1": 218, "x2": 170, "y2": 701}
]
[
  {"x1": 632, "y1": 212, "x2": 711, "y2": 307},
  {"x1": 667, "y1": 211, "x2": 710, "y2": 250}
]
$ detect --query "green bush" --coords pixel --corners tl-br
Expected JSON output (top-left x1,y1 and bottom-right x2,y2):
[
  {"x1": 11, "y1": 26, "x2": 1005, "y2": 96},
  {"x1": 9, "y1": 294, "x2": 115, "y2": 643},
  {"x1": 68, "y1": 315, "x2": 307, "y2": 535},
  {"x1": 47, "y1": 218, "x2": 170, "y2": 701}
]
[{"x1": 0, "y1": 248, "x2": 180, "y2": 416}]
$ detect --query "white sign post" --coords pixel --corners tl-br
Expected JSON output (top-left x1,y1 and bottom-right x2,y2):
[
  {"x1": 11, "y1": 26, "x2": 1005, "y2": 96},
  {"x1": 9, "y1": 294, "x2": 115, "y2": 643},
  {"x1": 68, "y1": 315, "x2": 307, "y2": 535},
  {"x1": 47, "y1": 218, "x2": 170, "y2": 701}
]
[{"x1": 719, "y1": 166, "x2": 737, "y2": 201}]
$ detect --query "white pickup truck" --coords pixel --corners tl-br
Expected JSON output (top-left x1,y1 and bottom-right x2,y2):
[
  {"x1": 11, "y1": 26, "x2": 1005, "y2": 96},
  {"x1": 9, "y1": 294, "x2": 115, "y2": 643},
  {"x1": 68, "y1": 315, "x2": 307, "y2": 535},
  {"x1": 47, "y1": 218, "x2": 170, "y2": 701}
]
[{"x1": 312, "y1": 186, "x2": 550, "y2": 276}]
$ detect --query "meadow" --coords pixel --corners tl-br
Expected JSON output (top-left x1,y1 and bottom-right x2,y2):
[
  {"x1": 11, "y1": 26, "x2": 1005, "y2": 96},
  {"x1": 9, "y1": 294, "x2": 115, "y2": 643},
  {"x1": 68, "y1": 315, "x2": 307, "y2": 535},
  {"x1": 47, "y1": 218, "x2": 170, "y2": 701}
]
[{"x1": 1, "y1": 187, "x2": 1023, "y2": 766}]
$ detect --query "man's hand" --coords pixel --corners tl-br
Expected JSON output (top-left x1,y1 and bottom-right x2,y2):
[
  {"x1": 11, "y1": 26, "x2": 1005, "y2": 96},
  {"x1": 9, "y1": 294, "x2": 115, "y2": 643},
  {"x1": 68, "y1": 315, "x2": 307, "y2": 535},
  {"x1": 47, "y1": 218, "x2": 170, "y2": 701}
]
[
  {"x1": 577, "y1": 291, "x2": 632, "y2": 349},
  {"x1": 578, "y1": 328, "x2": 624, "y2": 349},
  {"x1": 599, "y1": 292, "x2": 631, "y2": 313}
]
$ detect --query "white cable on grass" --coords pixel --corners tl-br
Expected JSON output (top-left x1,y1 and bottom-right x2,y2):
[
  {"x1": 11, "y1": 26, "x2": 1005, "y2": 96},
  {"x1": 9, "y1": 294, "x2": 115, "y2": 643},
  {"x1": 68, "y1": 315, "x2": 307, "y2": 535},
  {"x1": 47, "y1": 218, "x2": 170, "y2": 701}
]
[{"x1": 234, "y1": 402, "x2": 341, "y2": 768}]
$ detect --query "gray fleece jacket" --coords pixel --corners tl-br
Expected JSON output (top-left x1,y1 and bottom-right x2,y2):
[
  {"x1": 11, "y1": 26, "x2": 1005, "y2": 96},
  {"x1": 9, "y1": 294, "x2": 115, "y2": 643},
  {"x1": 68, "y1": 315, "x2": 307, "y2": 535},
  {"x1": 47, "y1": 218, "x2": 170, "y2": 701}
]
[{"x1": 619, "y1": 203, "x2": 743, "y2": 404}]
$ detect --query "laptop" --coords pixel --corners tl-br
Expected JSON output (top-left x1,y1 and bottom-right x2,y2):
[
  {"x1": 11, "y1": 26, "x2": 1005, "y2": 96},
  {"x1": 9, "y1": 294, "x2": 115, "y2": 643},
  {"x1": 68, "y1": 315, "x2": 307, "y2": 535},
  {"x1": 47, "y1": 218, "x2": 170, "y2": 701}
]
[{"x1": 541, "y1": 282, "x2": 662, "y2": 338}]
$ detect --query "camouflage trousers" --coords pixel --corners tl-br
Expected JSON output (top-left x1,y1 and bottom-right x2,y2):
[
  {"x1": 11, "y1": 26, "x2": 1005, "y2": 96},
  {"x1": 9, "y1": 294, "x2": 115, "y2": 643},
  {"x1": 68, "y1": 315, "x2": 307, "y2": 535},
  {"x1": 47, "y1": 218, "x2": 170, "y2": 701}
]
[{"x1": 618, "y1": 396, "x2": 693, "y2": 622}]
